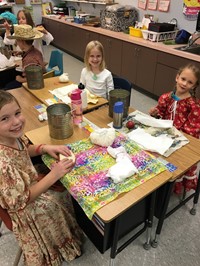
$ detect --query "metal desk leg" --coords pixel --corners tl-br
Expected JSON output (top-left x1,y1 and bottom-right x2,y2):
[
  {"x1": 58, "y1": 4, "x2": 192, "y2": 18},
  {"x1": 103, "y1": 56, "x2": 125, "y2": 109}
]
[
  {"x1": 109, "y1": 218, "x2": 120, "y2": 266},
  {"x1": 190, "y1": 170, "x2": 200, "y2": 215},
  {"x1": 151, "y1": 181, "x2": 175, "y2": 248},
  {"x1": 144, "y1": 191, "x2": 156, "y2": 250}
]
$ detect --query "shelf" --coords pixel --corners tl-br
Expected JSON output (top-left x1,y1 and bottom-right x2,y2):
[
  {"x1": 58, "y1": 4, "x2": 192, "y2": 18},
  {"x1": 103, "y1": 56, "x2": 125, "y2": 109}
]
[{"x1": 65, "y1": 0, "x2": 115, "y2": 6}]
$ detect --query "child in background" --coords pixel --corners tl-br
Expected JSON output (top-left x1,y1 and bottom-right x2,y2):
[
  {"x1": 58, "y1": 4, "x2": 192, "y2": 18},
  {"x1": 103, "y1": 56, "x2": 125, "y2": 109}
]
[
  {"x1": 80, "y1": 40, "x2": 114, "y2": 99},
  {"x1": 0, "y1": 91, "x2": 82, "y2": 265},
  {"x1": 4, "y1": 24, "x2": 46, "y2": 90},
  {"x1": 149, "y1": 63, "x2": 200, "y2": 194},
  {"x1": 3, "y1": 9, "x2": 53, "y2": 58}
]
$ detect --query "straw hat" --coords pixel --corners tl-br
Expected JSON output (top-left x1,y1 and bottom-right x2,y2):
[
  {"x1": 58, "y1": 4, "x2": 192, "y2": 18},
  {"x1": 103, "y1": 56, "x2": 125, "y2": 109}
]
[{"x1": 7, "y1": 24, "x2": 43, "y2": 40}]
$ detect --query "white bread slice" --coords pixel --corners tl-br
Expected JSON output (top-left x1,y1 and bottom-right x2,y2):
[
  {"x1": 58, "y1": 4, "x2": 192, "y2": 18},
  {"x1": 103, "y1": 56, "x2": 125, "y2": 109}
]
[{"x1": 60, "y1": 151, "x2": 75, "y2": 163}]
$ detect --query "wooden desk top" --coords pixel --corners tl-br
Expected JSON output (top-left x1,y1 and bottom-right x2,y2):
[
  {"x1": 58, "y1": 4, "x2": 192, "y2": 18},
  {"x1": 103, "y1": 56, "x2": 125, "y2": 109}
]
[
  {"x1": 22, "y1": 76, "x2": 108, "y2": 113},
  {"x1": 26, "y1": 106, "x2": 200, "y2": 181},
  {"x1": 25, "y1": 120, "x2": 172, "y2": 222},
  {"x1": 9, "y1": 87, "x2": 48, "y2": 132},
  {"x1": 24, "y1": 106, "x2": 199, "y2": 221}
]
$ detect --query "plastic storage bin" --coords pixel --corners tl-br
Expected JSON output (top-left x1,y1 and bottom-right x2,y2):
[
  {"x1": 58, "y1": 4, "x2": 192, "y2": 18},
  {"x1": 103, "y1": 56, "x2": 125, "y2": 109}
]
[
  {"x1": 73, "y1": 17, "x2": 85, "y2": 24},
  {"x1": 129, "y1": 27, "x2": 143, "y2": 38},
  {"x1": 141, "y1": 29, "x2": 178, "y2": 42}
]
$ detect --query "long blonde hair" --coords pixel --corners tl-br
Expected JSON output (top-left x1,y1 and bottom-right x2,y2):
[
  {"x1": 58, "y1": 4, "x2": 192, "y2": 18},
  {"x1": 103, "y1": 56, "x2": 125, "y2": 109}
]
[{"x1": 84, "y1": 40, "x2": 106, "y2": 71}]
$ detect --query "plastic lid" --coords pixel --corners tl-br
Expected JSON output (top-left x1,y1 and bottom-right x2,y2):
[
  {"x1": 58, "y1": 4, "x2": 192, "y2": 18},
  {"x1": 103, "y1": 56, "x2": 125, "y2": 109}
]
[
  {"x1": 78, "y1": 83, "x2": 85, "y2": 90},
  {"x1": 113, "y1": 101, "x2": 124, "y2": 113},
  {"x1": 71, "y1": 89, "x2": 82, "y2": 100}
]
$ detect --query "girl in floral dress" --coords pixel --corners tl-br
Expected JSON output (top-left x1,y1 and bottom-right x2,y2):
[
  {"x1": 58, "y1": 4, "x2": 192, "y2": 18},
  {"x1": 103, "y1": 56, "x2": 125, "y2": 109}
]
[
  {"x1": 149, "y1": 63, "x2": 200, "y2": 194},
  {"x1": 0, "y1": 91, "x2": 82, "y2": 265}
]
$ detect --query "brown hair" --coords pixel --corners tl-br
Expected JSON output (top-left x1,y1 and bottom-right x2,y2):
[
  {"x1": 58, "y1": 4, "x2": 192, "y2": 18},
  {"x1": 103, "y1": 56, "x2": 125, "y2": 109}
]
[
  {"x1": 84, "y1": 40, "x2": 106, "y2": 71},
  {"x1": 17, "y1": 10, "x2": 35, "y2": 27},
  {"x1": 0, "y1": 91, "x2": 20, "y2": 110},
  {"x1": 177, "y1": 63, "x2": 200, "y2": 97}
]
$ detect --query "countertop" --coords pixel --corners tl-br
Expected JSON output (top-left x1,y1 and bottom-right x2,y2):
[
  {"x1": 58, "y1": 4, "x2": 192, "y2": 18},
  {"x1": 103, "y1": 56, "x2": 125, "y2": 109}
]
[{"x1": 43, "y1": 15, "x2": 200, "y2": 63}]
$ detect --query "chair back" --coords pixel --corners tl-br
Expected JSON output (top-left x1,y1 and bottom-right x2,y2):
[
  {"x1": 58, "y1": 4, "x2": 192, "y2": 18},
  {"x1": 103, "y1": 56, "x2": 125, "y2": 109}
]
[
  {"x1": 113, "y1": 76, "x2": 132, "y2": 93},
  {"x1": 46, "y1": 50, "x2": 63, "y2": 76}
]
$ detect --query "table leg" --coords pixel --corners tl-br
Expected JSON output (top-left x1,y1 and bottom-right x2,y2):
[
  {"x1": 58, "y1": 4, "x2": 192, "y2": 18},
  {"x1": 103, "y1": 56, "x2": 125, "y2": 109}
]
[
  {"x1": 151, "y1": 181, "x2": 174, "y2": 248},
  {"x1": 190, "y1": 170, "x2": 200, "y2": 215},
  {"x1": 109, "y1": 218, "x2": 120, "y2": 266},
  {"x1": 144, "y1": 190, "x2": 156, "y2": 250}
]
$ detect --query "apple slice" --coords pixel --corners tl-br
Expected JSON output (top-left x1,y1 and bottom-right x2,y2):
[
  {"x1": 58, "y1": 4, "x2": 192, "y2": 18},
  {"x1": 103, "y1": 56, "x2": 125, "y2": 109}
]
[{"x1": 60, "y1": 151, "x2": 76, "y2": 163}]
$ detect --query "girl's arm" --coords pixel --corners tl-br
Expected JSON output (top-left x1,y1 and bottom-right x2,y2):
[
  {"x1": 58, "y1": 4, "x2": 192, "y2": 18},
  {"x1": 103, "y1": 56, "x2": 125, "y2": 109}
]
[
  {"x1": 42, "y1": 30, "x2": 54, "y2": 45},
  {"x1": 181, "y1": 104, "x2": 200, "y2": 138},
  {"x1": 28, "y1": 144, "x2": 72, "y2": 159},
  {"x1": 80, "y1": 68, "x2": 86, "y2": 86},
  {"x1": 28, "y1": 158, "x2": 74, "y2": 203},
  {"x1": 107, "y1": 73, "x2": 114, "y2": 93}
]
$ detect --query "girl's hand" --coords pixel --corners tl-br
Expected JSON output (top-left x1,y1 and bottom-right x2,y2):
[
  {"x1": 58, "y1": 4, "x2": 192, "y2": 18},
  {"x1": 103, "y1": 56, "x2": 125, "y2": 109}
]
[
  {"x1": 149, "y1": 107, "x2": 158, "y2": 117},
  {"x1": 16, "y1": 75, "x2": 26, "y2": 83},
  {"x1": 3, "y1": 20, "x2": 11, "y2": 31},
  {"x1": 43, "y1": 145, "x2": 71, "y2": 160},
  {"x1": 50, "y1": 158, "x2": 74, "y2": 180}
]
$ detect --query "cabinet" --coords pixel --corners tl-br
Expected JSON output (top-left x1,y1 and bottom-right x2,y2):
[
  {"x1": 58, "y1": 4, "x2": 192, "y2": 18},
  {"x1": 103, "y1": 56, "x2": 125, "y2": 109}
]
[
  {"x1": 42, "y1": 17, "x2": 99, "y2": 60},
  {"x1": 154, "y1": 52, "x2": 200, "y2": 98},
  {"x1": 121, "y1": 42, "x2": 157, "y2": 94},
  {"x1": 99, "y1": 35, "x2": 122, "y2": 76}
]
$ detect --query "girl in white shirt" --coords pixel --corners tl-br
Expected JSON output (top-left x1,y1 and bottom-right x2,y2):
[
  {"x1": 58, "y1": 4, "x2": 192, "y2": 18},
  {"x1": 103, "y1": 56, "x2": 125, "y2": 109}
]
[
  {"x1": 3, "y1": 9, "x2": 53, "y2": 59},
  {"x1": 80, "y1": 40, "x2": 114, "y2": 99}
]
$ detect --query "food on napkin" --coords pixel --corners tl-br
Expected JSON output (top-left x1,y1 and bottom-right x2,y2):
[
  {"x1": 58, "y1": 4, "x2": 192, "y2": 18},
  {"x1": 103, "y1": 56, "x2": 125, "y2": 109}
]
[
  {"x1": 106, "y1": 146, "x2": 138, "y2": 183},
  {"x1": 85, "y1": 89, "x2": 98, "y2": 104},
  {"x1": 59, "y1": 151, "x2": 76, "y2": 163},
  {"x1": 90, "y1": 128, "x2": 115, "y2": 147},
  {"x1": 36, "y1": 25, "x2": 44, "y2": 32}
]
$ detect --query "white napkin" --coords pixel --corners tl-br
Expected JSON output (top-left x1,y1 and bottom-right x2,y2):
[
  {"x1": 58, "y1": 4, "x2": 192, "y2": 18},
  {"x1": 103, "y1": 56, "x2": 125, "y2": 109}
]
[
  {"x1": 90, "y1": 128, "x2": 116, "y2": 147},
  {"x1": 0, "y1": 54, "x2": 15, "y2": 69},
  {"x1": 106, "y1": 146, "x2": 138, "y2": 183},
  {"x1": 128, "y1": 128, "x2": 174, "y2": 155},
  {"x1": 134, "y1": 113, "x2": 173, "y2": 128},
  {"x1": 49, "y1": 84, "x2": 78, "y2": 104}
]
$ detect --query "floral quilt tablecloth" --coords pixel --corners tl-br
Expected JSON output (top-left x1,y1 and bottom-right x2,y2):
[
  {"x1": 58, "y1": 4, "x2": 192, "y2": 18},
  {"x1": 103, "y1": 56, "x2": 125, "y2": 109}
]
[{"x1": 42, "y1": 134, "x2": 166, "y2": 219}]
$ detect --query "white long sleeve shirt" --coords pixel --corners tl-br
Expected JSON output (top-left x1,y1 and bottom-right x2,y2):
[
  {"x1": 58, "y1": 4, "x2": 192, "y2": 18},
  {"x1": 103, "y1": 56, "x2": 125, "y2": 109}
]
[{"x1": 80, "y1": 67, "x2": 114, "y2": 99}]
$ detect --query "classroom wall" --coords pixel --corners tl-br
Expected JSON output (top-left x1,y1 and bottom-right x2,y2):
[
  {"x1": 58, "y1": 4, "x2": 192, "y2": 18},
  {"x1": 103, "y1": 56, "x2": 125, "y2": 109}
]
[{"x1": 12, "y1": 0, "x2": 197, "y2": 33}]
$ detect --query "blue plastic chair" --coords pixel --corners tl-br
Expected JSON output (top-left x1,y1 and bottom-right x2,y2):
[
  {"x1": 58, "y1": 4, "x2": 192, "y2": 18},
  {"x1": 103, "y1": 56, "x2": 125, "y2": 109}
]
[
  {"x1": 113, "y1": 75, "x2": 132, "y2": 93},
  {"x1": 46, "y1": 50, "x2": 63, "y2": 76}
]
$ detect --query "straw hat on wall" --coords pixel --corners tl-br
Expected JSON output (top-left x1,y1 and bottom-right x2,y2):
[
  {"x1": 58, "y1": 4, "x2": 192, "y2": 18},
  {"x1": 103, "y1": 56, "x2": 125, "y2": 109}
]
[{"x1": 7, "y1": 24, "x2": 43, "y2": 40}]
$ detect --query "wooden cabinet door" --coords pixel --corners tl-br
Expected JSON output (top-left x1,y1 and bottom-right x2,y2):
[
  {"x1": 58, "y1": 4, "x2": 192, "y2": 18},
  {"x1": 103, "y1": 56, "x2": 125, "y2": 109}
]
[
  {"x1": 121, "y1": 41, "x2": 137, "y2": 84},
  {"x1": 42, "y1": 18, "x2": 60, "y2": 47},
  {"x1": 99, "y1": 35, "x2": 122, "y2": 76},
  {"x1": 121, "y1": 42, "x2": 157, "y2": 94},
  {"x1": 136, "y1": 46, "x2": 157, "y2": 93}
]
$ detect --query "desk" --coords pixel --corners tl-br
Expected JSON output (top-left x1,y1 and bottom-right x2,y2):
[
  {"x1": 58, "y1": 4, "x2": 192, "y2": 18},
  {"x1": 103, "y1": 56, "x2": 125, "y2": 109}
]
[
  {"x1": 22, "y1": 76, "x2": 108, "y2": 113},
  {"x1": 25, "y1": 106, "x2": 174, "y2": 265}
]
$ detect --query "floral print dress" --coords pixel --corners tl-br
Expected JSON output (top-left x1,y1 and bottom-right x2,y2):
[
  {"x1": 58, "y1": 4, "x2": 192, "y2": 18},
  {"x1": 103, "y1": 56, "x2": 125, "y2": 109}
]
[
  {"x1": 0, "y1": 137, "x2": 82, "y2": 266},
  {"x1": 154, "y1": 92, "x2": 200, "y2": 194}
]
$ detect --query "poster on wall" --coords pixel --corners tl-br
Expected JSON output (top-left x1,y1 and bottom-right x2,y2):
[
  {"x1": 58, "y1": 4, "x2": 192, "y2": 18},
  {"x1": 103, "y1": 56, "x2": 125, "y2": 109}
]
[
  {"x1": 147, "y1": 0, "x2": 158, "y2": 10},
  {"x1": 138, "y1": 0, "x2": 148, "y2": 10},
  {"x1": 158, "y1": 0, "x2": 170, "y2": 12},
  {"x1": 183, "y1": 0, "x2": 200, "y2": 20},
  {"x1": 42, "y1": 2, "x2": 53, "y2": 15}
]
